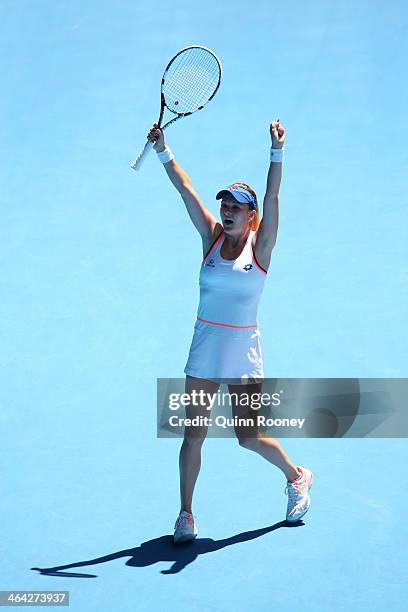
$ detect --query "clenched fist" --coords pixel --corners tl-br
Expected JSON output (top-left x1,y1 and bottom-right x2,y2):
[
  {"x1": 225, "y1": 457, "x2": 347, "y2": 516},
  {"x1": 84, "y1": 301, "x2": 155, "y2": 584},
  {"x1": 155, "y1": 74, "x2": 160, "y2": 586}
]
[{"x1": 270, "y1": 120, "x2": 285, "y2": 149}]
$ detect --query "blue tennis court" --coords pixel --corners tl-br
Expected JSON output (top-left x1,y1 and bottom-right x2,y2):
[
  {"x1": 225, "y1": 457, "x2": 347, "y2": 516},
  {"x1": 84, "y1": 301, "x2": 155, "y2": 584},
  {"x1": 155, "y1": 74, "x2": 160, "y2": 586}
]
[{"x1": 1, "y1": 0, "x2": 407, "y2": 610}]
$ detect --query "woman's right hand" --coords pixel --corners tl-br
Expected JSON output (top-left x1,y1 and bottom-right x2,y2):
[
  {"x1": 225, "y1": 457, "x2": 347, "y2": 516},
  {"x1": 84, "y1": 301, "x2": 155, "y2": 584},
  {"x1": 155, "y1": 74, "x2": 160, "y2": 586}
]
[{"x1": 147, "y1": 123, "x2": 166, "y2": 152}]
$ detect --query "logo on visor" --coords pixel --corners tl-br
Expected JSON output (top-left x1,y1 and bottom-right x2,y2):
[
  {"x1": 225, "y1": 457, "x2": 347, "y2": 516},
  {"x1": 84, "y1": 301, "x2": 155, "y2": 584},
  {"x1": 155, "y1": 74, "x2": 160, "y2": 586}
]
[{"x1": 230, "y1": 184, "x2": 248, "y2": 192}]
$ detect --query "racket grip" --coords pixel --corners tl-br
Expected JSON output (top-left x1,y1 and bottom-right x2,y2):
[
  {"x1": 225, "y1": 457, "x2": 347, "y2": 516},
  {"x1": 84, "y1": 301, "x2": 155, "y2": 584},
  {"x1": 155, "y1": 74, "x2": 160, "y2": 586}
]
[{"x1": 131, "y1": 139, "x2": 154, "y2": 171}]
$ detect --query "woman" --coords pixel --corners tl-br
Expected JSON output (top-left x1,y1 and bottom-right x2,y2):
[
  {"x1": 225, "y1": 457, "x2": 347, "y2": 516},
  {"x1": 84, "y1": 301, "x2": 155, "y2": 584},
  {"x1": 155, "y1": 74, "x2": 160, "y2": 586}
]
[{"x1": 148, "y1": 120, "x2": 313, "y2": 544}]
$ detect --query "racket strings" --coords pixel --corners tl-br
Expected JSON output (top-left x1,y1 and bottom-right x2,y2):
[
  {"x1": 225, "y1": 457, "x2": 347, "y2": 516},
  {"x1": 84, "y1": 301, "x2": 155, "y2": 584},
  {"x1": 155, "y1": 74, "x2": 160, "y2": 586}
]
[
  {"x1": 164, "y1": 68, "x2": 218, "y2": 112},
  {"x1": 163, "y1": 66, "x2": 218, "y2": 113},
  {"x1": 164, "y1": 68, "x2": 219, "y2": 113},
  {"x1": 163, "y1": 47, "x2": 221, "y2": 114}
]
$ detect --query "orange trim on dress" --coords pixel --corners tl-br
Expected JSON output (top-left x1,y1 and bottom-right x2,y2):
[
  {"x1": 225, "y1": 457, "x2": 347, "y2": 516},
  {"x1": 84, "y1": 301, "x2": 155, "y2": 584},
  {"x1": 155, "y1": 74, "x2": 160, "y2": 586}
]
[
  {"x1": 197, "y1": 317, "x2": 257, "y2": 329},
  {"x1": 252, "y1": 256, "x2": 267, "y2": 275},
  {"x1": 203, "y1": 229, "x2": 224, "y2": 262},
  {"x1": 251, "y1": 239, "x2": 268, "y2": 275}
]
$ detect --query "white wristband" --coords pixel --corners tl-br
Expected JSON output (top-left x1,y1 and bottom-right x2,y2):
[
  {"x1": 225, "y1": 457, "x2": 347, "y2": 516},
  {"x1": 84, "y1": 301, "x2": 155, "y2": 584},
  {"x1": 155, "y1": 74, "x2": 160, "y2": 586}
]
[
  {"x1": 270, "y1": 147, "x2": 284, "y2": 163},
  {"x1": 156, "y1": 147, "x2": 174, "y2": 164}
]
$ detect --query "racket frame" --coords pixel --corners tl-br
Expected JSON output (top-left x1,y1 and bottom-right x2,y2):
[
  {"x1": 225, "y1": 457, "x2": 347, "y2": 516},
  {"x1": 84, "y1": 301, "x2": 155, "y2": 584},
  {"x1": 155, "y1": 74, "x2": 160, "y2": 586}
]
[{"x1": 131, "y1": 45, "x2": 222, "y2": 170}]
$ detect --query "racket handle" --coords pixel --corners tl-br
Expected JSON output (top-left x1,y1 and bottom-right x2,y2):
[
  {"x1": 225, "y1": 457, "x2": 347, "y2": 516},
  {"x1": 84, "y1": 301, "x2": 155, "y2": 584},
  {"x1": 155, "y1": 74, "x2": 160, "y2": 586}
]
[{"x1": 131, "y1": 139, "x2": 154, "y2": 171}]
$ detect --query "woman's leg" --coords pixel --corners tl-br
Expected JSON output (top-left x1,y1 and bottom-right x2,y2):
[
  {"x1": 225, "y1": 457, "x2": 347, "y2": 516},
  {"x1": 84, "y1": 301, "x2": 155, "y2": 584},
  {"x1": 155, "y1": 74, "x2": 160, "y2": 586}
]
[
  {"x1": 179, "y1": 376, "x2": 220, "y2": 513},
  {"x1": 228, "y1": 382, "x2": 300, "y2": 483}
]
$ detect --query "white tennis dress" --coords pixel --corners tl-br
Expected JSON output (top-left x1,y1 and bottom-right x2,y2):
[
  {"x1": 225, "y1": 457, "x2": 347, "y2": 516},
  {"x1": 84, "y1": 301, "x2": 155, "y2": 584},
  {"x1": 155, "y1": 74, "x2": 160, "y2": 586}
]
[{"x1": 184, "y1": 229, "x2": 267, "y2": 383}]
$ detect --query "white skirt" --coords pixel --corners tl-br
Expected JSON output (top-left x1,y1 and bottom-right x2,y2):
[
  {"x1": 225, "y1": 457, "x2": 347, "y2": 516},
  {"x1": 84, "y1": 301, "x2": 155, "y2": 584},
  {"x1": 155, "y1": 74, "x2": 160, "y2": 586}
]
[{"x1": 184, "y1": 320, "x2": 264, "y2": 384}]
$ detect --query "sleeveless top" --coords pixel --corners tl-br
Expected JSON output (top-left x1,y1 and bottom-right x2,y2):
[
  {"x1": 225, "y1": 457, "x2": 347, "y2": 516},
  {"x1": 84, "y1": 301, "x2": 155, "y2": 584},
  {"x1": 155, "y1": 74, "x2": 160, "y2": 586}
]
[{"x1": 197, "y1": 229, "x2": 267, "y2": 329}]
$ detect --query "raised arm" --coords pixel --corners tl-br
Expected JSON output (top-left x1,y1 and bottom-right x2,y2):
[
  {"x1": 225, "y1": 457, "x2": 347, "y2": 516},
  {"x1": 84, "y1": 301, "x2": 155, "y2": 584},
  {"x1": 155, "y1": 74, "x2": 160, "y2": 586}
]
[
  {"x1": 253, "y1": 120, "x2": 285, "y2": 271},
  {"x1": 148, "y1": 125, "x2": 219, "y2": 243}
]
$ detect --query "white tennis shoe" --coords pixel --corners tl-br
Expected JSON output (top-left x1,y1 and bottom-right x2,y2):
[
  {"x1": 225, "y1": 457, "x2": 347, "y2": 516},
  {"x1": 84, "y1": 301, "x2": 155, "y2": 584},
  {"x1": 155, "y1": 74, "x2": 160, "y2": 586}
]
[
  {"x1": 285, "y1": 466, "x2": 314, "y2": 522},
  {"x1": 174, "y1": 511, "x2": 198, "y2": 544}
]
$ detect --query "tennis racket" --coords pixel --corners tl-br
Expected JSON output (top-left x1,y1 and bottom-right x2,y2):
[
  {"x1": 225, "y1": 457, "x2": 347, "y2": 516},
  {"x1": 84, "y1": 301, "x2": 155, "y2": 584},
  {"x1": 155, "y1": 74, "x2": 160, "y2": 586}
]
[{"x1": 131, "y1": 45, "x2": 222, "y2": 171}]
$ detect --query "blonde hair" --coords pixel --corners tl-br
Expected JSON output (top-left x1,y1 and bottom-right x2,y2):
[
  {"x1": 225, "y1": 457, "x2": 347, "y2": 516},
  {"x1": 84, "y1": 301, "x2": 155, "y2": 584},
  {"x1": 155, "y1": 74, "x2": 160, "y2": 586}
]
[
  {"x1": 233, "y1": 182, "x2": 260, "y2": 231},
  {"x1": 250, "y1": 208, "x2": 260, "y2": 231}
]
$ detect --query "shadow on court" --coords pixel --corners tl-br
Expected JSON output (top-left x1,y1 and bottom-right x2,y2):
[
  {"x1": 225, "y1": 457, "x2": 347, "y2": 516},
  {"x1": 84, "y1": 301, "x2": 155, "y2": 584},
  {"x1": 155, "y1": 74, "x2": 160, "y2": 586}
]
[{"x1": 31, "y1": 520, "x2": 304, "y2": 577}]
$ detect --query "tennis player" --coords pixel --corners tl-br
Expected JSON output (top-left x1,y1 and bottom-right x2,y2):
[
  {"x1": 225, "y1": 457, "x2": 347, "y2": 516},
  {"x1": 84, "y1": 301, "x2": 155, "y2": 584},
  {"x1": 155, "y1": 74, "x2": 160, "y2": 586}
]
[{"x1": 148, "y1": 121, "x2": 314, "y2": 543}]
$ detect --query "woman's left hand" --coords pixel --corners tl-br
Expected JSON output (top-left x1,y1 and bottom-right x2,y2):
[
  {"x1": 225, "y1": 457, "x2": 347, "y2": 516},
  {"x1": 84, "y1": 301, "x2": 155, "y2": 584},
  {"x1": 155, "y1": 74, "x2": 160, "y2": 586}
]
[{"x1": 270, "y1": 120, "x2": 285, "y2": 149}]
